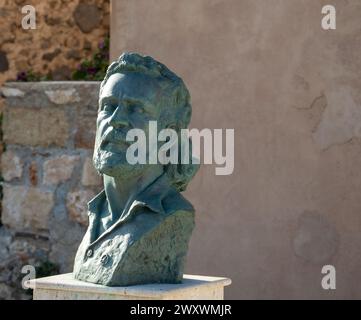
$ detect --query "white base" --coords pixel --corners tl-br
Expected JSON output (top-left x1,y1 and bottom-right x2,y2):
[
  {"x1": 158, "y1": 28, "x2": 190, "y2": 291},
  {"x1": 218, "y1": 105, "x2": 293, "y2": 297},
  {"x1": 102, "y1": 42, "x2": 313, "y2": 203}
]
[{"x1": 27, "y1": 273, "x2": 231, "y2": 300}]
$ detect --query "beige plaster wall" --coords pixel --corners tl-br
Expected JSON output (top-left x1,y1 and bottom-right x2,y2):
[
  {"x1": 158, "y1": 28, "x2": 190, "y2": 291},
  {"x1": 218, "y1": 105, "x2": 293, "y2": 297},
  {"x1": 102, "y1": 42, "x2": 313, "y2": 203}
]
[{"x1": 110, "y1": 0, "x2": 361, "y2": 299}]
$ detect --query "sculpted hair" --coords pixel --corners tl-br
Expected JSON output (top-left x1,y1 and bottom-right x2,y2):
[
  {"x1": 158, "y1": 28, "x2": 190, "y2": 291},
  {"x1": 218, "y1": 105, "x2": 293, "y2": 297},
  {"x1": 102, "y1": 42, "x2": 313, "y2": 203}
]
[{"x1": 100, "y1": 52, "x2": 199, "y2": 191}]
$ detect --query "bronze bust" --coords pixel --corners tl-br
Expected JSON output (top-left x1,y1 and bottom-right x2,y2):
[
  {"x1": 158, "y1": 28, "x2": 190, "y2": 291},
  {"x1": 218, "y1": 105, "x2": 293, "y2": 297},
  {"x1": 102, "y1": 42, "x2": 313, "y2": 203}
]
[{"x1": 73, "y1": 53, "x2": 199, "y2": 286}]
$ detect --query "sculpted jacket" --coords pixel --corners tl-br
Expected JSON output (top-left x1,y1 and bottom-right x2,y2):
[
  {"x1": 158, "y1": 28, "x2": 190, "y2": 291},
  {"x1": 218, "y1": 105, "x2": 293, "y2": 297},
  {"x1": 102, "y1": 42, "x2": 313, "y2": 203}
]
[{"x1": 73, "y1": 173, "x2": 195, "y2": 286}]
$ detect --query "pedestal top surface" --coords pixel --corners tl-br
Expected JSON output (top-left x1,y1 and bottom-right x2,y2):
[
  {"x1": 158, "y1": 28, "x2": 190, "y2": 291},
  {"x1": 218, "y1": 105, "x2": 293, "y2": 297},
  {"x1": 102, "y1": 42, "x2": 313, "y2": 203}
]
[{"x1": 27, "y1": 273, "x2": 231, "y2": 299}]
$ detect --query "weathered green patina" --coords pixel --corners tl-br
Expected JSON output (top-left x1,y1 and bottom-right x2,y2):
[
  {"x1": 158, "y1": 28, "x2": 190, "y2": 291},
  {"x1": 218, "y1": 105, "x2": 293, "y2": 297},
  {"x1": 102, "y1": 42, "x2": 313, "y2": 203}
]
[{"x1": 73, "y1": 53, "x2": 199, "y2": 286}]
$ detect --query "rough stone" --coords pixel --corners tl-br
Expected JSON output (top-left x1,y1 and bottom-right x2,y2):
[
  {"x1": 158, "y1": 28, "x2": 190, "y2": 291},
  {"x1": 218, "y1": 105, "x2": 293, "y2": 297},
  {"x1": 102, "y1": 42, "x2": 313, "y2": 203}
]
[
  {"x1": 0, "y1": 1, "x2": 109, "y2": 87},
  {"x1": 73, "y1": 3, "x2": 101, "y2": 33},
  {"x1": 83, "y1": 40, "x2": 92, "y2": 50},
  {"x1": 14, "y1": 59, "x2": 29, "y2": 71},
  {"x1": 66, "y1": 189, "x2": 95, "y2": 226},
  {"x1": 74, "y1": 114, "x2": 97, "y2": 149},
  {"x1": 29, "y1": 162, "x2": 38, "y2": 186},
  {"x1": 43, "y1": 155, "x2": 80, "y2": 185},
  {"x1": 8, "y1": 238, "x2": 49, "y2": 263},
  {"x1": 4, "y1": 108, "x2": 69, "y2": 147},
  {"x1": 0, "y1": 268, "x2": 11, "y2": 284},
  {"x1": 49, "y1": 217, "x2": 86, "y2": 273},
  {"x1": 42, "y1": 48, "x2": 61, "y2": 62},
  {"x1": 1, "y1": 87, "x2": 25, "y2": 98},
  {"x1": 40, "y1": 38, "x2": 51, "y2": 50},
  {"x1": 0, "y1": 0, "x2": 110, "y2": 299},
  {"x1": 64, "y1": 37, "x2": 79, "y2": 48},
  {"x1": 44, "y1": 15, "x2": 62, "y2": 26},
  {"x1": 1, "y1": 150, "x2": 23, "y2": 181},
  {"x1": 66, "y1": 49, "x2": 81, "y2": 60},
  {"x1": 2, "y1": 185, "x2": 54, "y2": 231},
  {"x1": 0, "y1": 227, "x2": 12, "y2": 260},
  {"x1": 51, "y1": 66, "x2": 72, "y2": 81},
  {"x1": 81, "y1": 157, "x2": 102, "y2": 186},
  {"x1": 2, "y1": 82, "x2": 100, "y2": 108},
  {"x1": 1, "y1": 236, "x2": 51, "y2": 300},
  {"x1": 0, "y1": 50, "x2": 9, "y2": 72},
  {"x1": 0, "y1": 284, "x2": 13, "y2": 299},
  {"x1": 9, "y1": 238, "x2": 37, "y2": 260},
  {"x1": 45, "y1": 88, "x2": 80, "y2": 105}
]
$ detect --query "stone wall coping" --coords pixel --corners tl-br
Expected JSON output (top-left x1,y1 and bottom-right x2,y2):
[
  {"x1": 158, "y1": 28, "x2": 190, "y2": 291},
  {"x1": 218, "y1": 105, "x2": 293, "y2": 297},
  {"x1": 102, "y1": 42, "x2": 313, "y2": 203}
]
[
  {"x1": 2, "y1": 81, "x2": 101, "y2": 86},
  {"x1": 1, "y1": 81, "x2": 101, "y2": 98},
  {"x1": 1, "y1": 81, "x2": 101, "y2": 107}
]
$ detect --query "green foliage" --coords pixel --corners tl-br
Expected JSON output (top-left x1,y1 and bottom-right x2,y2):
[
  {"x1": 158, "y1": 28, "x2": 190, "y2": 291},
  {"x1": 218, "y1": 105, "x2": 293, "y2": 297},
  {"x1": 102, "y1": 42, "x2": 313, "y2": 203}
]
[
  {"x1": 72, "y1": 37, "x2": 109, "y2": 81},
  {"x1": 16, "y1": 70, "x2": 52, "y2": 82},
  {"x1": 36, "y1": 260, "x2": 60, "y2": 278},
  {"x1": 15, "y1": 36, "x2": 109, "y2": 82}
]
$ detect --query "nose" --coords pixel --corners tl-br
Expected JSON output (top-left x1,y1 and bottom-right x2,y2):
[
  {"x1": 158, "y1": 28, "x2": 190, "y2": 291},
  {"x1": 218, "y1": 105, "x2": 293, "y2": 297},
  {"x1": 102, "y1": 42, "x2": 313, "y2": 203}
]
[{"x1": 108, "y1": 106, "x2": 129, "y2": 128}]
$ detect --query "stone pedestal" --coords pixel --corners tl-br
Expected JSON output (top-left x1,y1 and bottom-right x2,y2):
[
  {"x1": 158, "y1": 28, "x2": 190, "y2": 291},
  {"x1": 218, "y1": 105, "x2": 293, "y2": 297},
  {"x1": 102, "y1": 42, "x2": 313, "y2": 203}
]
[{"x1": 27, "y1": 273, "x2": 231, "y2": 300}]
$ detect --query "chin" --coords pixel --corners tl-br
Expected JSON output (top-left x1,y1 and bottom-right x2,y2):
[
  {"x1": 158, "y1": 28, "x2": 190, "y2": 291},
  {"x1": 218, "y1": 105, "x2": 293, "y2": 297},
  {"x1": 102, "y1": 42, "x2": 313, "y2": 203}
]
[{"x1": 94, "y1": 149, "x2": 145, "y2": 178}]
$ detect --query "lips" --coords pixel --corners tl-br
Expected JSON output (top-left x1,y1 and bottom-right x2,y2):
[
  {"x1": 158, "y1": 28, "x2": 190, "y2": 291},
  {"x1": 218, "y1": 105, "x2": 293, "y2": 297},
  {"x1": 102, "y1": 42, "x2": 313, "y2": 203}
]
[{"x1": 100, "y1": 128, "x2": 130, "y2": 149}]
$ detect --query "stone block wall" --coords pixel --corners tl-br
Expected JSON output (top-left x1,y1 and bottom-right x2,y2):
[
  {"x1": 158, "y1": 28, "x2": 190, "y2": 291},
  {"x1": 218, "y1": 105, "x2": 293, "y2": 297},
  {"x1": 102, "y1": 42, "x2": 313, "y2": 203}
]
[
  {"x1": 0, "y1": 81, "x2": 102, "y2": 299},
  {"x1": 0, "y1": 0, "x2": 109, "y2": 84}
]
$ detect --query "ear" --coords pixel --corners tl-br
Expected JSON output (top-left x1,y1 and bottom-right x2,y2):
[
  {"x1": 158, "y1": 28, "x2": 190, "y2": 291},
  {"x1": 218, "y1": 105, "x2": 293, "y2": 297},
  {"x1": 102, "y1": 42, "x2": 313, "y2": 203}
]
[
  {"x1": 167, "y1": 122, "x2": 179, "y2": 131},
  {"x1": 158, "y1": 125, "x2": 179, "y2": 164},
  {"x1": 161, "y1": 124, "x2": 179, "y2": 147}
]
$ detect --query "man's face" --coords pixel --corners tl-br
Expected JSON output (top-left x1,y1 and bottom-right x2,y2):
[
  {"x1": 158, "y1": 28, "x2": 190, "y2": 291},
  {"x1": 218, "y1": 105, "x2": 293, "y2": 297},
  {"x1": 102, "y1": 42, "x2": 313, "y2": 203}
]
[{"x1": 94, "y1": 72, "x2": 167, "y2": 177}]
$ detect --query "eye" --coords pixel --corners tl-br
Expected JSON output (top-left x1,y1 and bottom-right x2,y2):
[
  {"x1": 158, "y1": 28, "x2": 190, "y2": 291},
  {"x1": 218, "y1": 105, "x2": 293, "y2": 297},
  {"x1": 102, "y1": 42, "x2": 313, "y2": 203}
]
[
  {"x1": 103, "y1": 104, "x2": 116, "y2": 113},
  {"x1": 133, "y1": 105, "x2": 145, "y2": 114}
]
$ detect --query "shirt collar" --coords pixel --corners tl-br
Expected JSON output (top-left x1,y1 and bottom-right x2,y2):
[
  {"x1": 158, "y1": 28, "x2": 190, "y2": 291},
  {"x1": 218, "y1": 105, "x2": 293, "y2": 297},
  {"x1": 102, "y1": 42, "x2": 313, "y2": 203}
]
[
  {"x1": 86, "y1": 173, "x2": 194, "y2": 247},
  {"x1": 87, "y1": 173, "x2": 175, "y2": 216}
]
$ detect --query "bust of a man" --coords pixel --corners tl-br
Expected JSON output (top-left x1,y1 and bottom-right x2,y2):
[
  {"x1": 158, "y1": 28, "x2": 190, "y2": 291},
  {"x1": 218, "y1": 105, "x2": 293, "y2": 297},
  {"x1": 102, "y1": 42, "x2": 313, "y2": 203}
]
[{"x1": 73, "y1": 53, "x2": 199, "y2": 286}]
